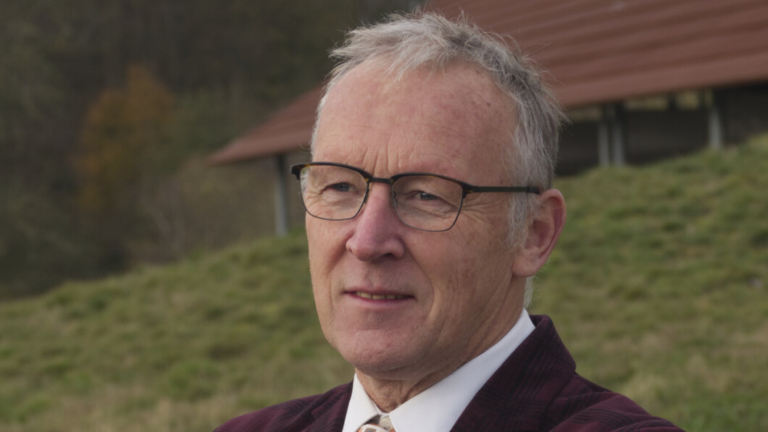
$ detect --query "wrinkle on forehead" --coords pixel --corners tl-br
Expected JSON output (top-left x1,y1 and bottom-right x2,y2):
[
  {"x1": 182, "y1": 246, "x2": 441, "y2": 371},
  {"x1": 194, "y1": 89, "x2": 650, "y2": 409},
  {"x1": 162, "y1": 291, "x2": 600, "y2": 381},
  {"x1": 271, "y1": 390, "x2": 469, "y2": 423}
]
[{"x1": 314, "y1": 60, "x2": 516, "y2": 184}]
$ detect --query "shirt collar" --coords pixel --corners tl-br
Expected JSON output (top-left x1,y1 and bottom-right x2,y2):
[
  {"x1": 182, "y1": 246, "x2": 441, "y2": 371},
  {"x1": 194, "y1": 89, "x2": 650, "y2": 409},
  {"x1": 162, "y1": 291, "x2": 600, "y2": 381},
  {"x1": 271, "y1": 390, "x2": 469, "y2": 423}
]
[
  {"x1": 344, "y1": 376, "x2": 381, "y2": 432},
  {"x1": 342, "y1": 309, "x2": 535, "y2": 432}
]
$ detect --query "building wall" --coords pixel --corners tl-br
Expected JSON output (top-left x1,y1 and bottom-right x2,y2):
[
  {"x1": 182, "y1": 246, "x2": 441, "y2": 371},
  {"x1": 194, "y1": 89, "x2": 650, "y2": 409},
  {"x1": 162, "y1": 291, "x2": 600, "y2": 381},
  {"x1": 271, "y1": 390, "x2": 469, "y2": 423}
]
[
  {"x1": 724, "y1": 84, "x2": 768, "y2": 144},
  {"x1": 557, "y1": 122, "x2": 599, "y2": 175},
  {"x1": 624, "y1": 109, "x2": 708, "y2": 164},
  {"x1": 556, "y1": 83, "x2": 768, "y2": 176}
]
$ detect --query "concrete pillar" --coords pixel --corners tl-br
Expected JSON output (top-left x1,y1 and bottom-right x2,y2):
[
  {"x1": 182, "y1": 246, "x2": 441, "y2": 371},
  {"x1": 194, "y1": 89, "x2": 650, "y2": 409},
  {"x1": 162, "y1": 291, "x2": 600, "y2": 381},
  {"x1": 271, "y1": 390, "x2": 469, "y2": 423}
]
[
  {"x1": 274, "y1": 154, "x2": 288, "y2": 236},
  {"x1": 598, "y1": 107, "x2": 611, "y2": 167},
  {"x1": 610, "y1": 104, "x2": 626, "y2": 166},
  {"x1": 708, "y1": 91, "x2": 723, "y2": 149}
]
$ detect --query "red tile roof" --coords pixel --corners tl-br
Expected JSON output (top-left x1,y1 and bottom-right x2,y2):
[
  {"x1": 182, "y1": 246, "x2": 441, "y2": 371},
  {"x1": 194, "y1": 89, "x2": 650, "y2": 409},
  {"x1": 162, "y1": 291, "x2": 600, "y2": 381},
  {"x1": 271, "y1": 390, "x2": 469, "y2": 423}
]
[{"x1": 210, "y1": 0, "x2": 768, "y2": 164}]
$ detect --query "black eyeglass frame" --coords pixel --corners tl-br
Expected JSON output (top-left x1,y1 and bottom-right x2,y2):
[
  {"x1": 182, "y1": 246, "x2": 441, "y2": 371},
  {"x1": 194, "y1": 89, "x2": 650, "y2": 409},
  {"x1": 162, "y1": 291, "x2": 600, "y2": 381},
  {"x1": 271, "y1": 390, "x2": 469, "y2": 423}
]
[{"x1": 290, "y1": 162, "x2": 541, "y2": 231}]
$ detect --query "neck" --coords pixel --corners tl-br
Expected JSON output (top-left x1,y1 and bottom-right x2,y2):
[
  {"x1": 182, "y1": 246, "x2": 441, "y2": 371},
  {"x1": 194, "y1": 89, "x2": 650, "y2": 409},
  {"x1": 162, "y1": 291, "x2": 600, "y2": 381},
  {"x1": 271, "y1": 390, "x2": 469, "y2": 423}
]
[{"x1": 356, "y1": 306, "x2": 524, "y2": 412}]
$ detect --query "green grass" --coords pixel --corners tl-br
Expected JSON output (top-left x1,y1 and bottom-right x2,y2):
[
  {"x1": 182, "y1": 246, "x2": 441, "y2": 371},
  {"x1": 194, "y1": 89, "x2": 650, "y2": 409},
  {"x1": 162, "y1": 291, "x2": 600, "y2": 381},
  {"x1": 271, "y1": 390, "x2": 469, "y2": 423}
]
[
  {"x1": 0, "y1": 233, "x2": 351, "y2": 431},
  {"x1": 533, "y1": 136, "x2": 768, "y2": 430},
  {"x1": 2, "y1": 137, "x2": 768, "y2": 431}
]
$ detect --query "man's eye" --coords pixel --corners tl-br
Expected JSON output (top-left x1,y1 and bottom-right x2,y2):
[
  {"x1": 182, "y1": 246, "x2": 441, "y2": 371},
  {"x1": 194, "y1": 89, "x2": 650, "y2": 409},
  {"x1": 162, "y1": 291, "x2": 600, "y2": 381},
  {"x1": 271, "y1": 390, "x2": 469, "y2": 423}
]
[
  {"x1": 329, "y1": 183, "x2": 351, "y2": 192},
  {"x1": 418, "y1": 191, "x2": 439, "y2": 201}
]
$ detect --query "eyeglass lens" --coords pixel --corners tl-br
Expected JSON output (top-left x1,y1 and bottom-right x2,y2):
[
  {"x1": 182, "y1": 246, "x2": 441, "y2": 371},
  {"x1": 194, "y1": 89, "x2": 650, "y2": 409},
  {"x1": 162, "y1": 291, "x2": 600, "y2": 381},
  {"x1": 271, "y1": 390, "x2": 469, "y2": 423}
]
[{"x1": 299, "y1": 165, "x2": 464, "y2": 231}]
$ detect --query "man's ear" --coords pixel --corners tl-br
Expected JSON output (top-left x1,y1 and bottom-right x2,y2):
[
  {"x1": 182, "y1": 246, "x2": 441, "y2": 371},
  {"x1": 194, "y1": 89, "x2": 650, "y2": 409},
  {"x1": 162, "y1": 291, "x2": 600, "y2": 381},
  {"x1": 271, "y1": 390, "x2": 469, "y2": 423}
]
[{"x1": 512, "y1": 189, "x2": 566, "y2": 277}]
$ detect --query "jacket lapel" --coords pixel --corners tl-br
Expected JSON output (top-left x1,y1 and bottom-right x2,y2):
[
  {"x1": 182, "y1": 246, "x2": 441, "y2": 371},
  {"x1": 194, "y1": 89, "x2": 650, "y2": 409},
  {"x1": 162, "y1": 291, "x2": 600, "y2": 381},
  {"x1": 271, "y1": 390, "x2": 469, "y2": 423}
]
[
  {"x1": 309, "y1": 382, "x2": 353, "y2": 432},
  {"x1": 451, "y1": 316, "x2": 576, "y2": 432}
]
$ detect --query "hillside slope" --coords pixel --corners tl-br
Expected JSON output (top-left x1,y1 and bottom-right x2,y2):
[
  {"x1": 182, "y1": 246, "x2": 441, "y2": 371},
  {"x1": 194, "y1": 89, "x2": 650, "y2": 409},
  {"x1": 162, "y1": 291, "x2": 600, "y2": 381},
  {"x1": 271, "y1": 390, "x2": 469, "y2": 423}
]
[{"x1": 2, "y1": 137, "x2": 767, "y2": 432}]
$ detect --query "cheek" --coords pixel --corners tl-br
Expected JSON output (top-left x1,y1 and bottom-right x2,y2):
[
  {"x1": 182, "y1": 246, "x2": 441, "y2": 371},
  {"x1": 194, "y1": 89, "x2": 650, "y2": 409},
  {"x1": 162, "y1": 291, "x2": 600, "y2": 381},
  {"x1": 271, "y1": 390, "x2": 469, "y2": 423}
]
[
  {"x1": 307, "y1": 222, "x2": 338, "y2": 311},
  {"x1": 307, "y1": 219, "x2": 345, "y2": 274},
  {"x1": 417, "y1": 239, "x2": 479, "y2": 312},
  {"x1": 308, "y1": 240, "x2": 340, "y2": 348},
  {"x1": 424, "y1": 226, "x2": 511, "y2": 309}
]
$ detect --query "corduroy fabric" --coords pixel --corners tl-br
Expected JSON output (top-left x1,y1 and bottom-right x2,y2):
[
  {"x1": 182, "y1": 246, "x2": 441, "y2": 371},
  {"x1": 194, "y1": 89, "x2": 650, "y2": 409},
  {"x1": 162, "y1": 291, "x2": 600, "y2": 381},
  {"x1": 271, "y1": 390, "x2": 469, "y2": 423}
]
[{"x1": 214, "y1": 315, "x2": 683, "y2": 432}]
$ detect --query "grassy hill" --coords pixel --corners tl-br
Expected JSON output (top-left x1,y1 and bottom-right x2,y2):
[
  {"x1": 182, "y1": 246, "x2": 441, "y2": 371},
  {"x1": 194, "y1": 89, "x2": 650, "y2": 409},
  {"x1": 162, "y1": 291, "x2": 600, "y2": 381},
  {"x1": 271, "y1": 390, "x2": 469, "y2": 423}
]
[{"x1": 2, "y1": 137, "x2": 768, "y2": 432}]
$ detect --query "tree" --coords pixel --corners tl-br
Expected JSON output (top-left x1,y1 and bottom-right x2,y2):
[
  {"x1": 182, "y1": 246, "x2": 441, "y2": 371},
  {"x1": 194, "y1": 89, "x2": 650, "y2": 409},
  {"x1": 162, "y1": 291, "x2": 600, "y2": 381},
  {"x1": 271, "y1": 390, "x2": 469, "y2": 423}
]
[
  {"x1": 75, "y1": 64, "x2": 174, "y2": 217},
  {"x1": 1, "y1": 0, "x2": 422, "y2": 296}
]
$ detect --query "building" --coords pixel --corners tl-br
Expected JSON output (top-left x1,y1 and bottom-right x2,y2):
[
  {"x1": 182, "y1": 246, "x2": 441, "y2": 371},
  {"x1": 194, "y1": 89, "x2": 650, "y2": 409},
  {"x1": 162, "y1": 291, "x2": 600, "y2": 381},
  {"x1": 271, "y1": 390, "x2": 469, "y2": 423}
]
[{"x1": 210, "y1": 0, "x2": 768, "y2": 233}]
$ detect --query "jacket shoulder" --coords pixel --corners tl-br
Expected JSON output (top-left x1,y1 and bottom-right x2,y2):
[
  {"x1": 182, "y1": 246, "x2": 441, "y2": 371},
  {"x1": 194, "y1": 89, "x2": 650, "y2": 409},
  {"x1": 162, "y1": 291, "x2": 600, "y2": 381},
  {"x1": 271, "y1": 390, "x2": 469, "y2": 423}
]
[
  {"x1": 214, "y1": 383, "x2": 351, "y2": 432},
  {"x1": 546, "y1": 374, "x2": 684, "y2": 432}
]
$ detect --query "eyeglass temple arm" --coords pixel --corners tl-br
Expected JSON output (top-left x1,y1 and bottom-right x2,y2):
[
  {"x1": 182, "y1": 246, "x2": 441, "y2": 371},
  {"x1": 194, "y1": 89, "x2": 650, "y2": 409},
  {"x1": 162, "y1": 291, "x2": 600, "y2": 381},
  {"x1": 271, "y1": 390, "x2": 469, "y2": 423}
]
[{"x1": 290, "y1": 164, "x2": 305, "y2": 179}]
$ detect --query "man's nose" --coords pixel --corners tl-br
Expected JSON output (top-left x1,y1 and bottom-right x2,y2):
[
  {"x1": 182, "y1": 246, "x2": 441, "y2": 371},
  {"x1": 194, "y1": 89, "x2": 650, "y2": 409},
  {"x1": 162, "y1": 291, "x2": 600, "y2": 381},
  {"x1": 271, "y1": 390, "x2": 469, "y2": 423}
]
[{"x1": 345, "y1": 183, "x2": 406, "y2": 261}]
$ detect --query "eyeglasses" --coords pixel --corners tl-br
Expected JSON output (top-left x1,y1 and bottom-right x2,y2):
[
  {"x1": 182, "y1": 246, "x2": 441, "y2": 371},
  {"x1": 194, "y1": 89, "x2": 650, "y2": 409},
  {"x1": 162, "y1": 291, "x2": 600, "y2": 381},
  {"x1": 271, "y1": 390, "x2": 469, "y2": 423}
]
[{"x1": 290, "y1": 162, "x2": 541, "y2": 232}]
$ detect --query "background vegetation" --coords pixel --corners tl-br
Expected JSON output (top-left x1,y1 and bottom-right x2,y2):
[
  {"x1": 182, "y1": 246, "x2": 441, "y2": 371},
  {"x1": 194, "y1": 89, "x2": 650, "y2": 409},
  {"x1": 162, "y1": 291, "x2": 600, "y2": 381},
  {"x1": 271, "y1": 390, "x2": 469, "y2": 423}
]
[
  {"x1": 1, "y1": 137, "x2": 767, "y2": 431},
  {"x1": 0, "y1": 0, "x2": 418, "y2": 298}
]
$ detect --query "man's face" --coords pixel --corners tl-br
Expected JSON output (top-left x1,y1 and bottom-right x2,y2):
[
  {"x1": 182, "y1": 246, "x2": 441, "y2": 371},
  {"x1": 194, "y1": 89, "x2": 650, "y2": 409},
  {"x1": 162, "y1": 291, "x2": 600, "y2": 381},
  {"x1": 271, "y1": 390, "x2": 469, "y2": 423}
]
[{"x1": 307, "y1": 61, "x2": 527, "y2": 383}]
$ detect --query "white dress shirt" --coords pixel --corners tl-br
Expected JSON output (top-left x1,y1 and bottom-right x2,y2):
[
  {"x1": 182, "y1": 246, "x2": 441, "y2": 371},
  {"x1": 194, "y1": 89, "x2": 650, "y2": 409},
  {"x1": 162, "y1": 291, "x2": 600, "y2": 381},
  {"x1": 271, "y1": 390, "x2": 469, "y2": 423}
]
[{"x1": 342, "y1": 309, "x2": 535, "y2": 432}]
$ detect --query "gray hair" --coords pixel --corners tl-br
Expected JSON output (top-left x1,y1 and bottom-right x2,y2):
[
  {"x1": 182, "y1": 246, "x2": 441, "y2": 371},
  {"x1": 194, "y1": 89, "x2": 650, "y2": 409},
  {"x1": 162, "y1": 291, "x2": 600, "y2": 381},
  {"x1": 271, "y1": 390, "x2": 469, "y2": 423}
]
[{"x1": 312, "y1": 12, "x2": 564, "y2": 307}]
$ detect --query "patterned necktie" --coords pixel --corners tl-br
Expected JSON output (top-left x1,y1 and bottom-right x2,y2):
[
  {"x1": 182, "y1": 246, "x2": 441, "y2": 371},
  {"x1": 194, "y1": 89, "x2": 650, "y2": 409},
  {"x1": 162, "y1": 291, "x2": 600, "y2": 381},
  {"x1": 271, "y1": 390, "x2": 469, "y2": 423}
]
[
  {"x1": 356, "y1": 426, "x2": 390, "y2": 432},
  {"x1": 357, "y1": 415, "x2": 395, "y2": 432}
]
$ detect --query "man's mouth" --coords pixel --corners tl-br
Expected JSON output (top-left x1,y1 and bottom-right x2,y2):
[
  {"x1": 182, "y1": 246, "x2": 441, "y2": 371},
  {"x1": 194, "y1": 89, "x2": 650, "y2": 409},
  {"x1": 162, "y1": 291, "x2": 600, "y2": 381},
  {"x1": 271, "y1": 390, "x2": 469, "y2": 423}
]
[{"x1": 354, "y1": 292, "x2": 408, "y2": 300}]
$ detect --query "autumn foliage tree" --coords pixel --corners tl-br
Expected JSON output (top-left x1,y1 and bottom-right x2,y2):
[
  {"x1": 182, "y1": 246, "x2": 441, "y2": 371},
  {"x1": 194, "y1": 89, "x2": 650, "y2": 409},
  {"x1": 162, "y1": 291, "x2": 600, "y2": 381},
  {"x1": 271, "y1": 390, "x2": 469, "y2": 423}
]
[
  {"x1": 2, "y1": 0, "x2": 420, "y2": 297},
  {"x1": 75, "y1": 65, "x2": 175, "y2": 219}
]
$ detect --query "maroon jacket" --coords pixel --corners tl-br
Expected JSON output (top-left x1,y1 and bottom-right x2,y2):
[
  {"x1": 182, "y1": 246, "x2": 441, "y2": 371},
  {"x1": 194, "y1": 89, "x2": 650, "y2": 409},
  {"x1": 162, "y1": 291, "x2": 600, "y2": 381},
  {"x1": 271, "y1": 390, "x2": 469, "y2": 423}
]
[{"x1": 216, "y1": 315, "x2": 683, "y2": 431}]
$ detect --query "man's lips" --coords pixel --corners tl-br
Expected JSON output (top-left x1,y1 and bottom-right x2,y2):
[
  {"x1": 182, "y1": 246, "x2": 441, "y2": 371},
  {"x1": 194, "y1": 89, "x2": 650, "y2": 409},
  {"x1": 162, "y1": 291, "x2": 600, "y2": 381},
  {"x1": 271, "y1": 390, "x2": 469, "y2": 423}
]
[
  {"x1": 353, "y1": 292, "x2": 409, "y2": 300},
  {"x1": 345, "y1": 289, "x2": 413, "y2": 301}
]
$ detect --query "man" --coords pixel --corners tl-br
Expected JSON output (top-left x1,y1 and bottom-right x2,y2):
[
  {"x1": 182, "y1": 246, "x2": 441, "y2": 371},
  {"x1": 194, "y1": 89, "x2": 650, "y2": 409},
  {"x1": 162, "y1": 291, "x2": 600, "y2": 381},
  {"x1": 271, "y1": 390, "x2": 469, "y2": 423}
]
[{"x1": 217, "y1": 12, "x2": 682, "y2": 432}]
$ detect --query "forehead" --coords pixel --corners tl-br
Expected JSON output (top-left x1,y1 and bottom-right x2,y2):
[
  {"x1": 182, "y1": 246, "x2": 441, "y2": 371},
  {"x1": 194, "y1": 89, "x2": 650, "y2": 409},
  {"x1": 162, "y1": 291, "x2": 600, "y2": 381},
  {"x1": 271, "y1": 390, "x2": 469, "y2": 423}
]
[{"x1": 314, "y1": 61, "x2": 516, "y2": 182}]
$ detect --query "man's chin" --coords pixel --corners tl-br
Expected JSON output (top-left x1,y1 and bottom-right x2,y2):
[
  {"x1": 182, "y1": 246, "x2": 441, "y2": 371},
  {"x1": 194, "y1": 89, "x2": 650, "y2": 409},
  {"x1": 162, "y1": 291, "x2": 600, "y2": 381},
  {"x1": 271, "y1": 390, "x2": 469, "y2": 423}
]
[{"x1": 341, "y1": 347, "x2": 423, "y2": 380}]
